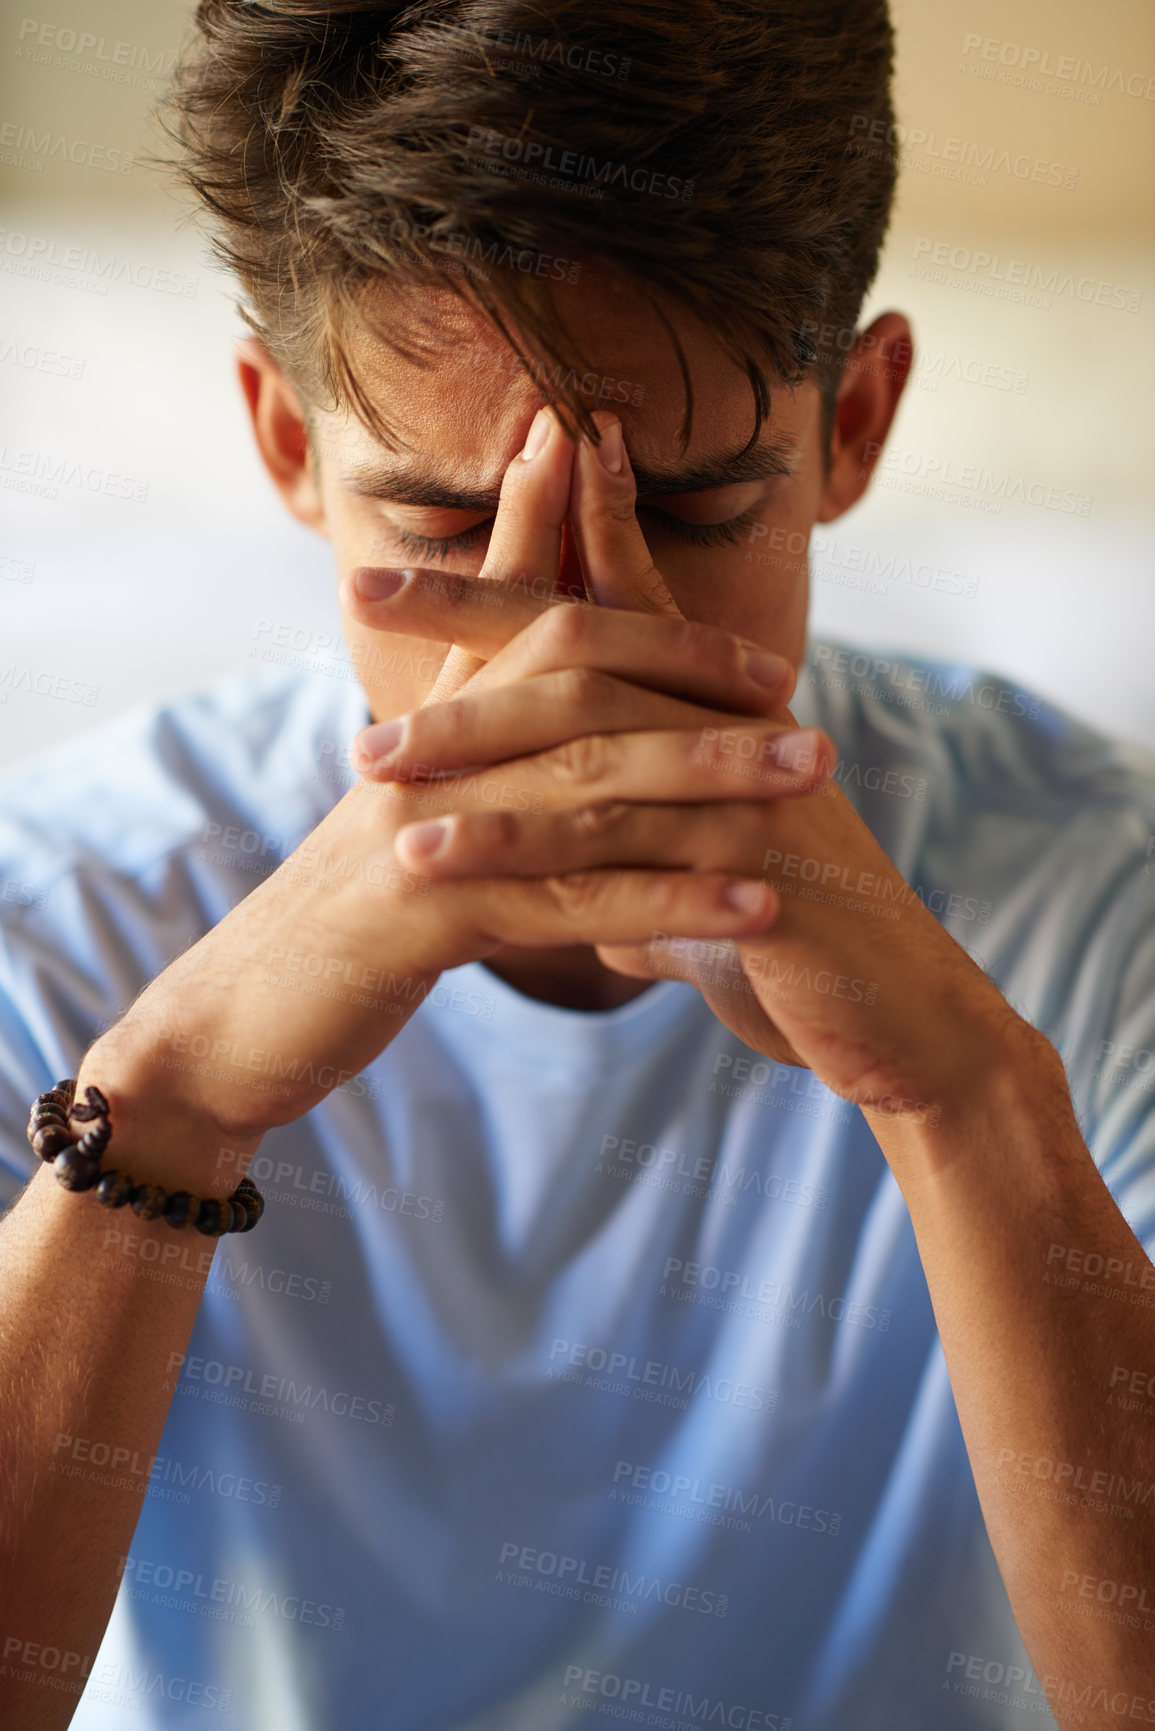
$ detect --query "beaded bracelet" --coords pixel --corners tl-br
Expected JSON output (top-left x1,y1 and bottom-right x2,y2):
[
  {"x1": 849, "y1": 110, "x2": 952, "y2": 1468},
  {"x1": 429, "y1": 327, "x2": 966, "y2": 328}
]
[{"x1": 26, "y1": 1078, "x2": 264, "y2": 1235}]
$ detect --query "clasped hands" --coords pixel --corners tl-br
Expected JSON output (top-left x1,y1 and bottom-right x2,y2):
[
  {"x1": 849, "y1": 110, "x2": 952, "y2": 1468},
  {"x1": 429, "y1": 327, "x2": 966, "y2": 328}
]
[{"x1": 341, "y1": 407, "x2": 1039, "y2": 1146}]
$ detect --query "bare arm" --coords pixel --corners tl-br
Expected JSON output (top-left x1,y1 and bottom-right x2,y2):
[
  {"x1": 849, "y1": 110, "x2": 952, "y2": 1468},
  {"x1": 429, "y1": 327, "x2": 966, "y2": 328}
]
[
  {"x1": 0, "y1": 412, "x2": 820, "y2": 1728},
  {"x1": 0, "y1": 1089, "x2": 255, "y2": 1731},
  {"x1": 875, "y1": 1050, "x2": 1155, "y2": 1729}
]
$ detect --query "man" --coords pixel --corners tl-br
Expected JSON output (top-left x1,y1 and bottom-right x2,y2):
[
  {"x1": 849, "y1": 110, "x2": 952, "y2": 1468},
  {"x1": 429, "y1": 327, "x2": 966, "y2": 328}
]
[{"x1": 1, "y1": 2, "x2": 1153, "y2": 1727}]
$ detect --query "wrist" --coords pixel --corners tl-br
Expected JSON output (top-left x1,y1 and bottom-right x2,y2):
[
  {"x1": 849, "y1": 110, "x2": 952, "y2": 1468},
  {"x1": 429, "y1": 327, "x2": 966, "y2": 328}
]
[
  {"x1": 74, "y1": 1033, "x2": 262, "y2": 1199},
  {"x1": 867, "y1": 1019, "x2": 1076, "y2": 1200}
]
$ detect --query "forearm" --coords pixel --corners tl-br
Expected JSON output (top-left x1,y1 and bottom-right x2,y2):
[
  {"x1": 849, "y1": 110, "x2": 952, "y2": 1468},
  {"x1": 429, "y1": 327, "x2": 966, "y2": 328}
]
[
  {"x1": 0, "y1": 1068, "x2": 251, "y2": 1731},
  {"x1": 873, "y1": 1035, "x2": 1155, "y2": 1723}
]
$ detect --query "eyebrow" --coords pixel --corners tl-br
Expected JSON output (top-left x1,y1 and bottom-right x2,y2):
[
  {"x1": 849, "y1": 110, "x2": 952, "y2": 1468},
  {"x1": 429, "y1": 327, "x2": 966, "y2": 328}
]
[{"x1": 340, "y1": 433, "x2": 797, "y2": 512}]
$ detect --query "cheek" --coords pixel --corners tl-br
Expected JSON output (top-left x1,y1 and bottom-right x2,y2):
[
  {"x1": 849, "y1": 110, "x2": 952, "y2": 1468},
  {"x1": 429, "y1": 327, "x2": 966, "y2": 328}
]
[
  {"x1": 321, "y1": 499, "x2": 446, "y2": 716},
  {"x1": 339, "y1": 616, "x2": 450, "y2": 721}
]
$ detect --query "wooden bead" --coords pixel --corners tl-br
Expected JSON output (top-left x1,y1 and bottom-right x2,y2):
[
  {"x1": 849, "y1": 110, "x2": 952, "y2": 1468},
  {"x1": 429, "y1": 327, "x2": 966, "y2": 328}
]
[
  {"x1": 76, "y1": 1122, "x2": 111, "y2": 1158},
  {"x1": 235, "y1": 1192, "x2": 260, "y2": 1232},
  {"x1": 194, "y1": 1198, "x2": 231, "y2": 1236},
  {"x1": 162, "y1": 1190, "x2": 199, "y2": 1229},
  {"x1": 128, "y1": 1184, "x2": 167, "y2": 1220},
  {"x1": 29, "y1": 1102, "x2": 67, "y2": 1126},
  {"x1": 32, "y1": 1123, "x2": 74, "y2": 1161},
  {"x1": 224, "y1": 1198, "x2": 248, "y2": 1232},
  {"x1": 53, "y1": 1147, "x2": 102, "y2": 1191},
  {"x1": 95, "y1": 1170, "x2": 133, "y2": 1208}
]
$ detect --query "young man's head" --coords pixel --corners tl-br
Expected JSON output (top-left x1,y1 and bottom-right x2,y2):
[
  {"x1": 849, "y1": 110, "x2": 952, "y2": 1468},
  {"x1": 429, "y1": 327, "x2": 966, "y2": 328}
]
[{"x1": 166, "y1": 0, "x2": 911, "y2": 718}]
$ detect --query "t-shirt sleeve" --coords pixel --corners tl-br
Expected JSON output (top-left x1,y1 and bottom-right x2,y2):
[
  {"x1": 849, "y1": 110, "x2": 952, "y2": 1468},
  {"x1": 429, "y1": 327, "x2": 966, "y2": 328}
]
[
  {"x1": 1079, "y1": 901, "x2": 1155, "y2": 1259},
  {"x1": 0, "y1": 924, "x2": 62, "y2": 1214}
]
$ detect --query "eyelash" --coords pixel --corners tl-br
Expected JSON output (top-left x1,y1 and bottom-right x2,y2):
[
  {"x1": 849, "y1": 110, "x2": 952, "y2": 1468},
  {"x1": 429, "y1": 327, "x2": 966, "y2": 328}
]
[{"x1": 392, "y1": 507, "x2": 763, "y2": 564}]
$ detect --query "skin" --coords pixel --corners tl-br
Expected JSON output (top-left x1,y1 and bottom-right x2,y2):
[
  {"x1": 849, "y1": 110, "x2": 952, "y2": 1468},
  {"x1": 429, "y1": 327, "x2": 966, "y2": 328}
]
[
  {"x1": 59, "y1": 271, "x2": 1153, "y2": 1724},
  {"x1": 237, "y1": 272, "x2": 876, "y2": 1010}
]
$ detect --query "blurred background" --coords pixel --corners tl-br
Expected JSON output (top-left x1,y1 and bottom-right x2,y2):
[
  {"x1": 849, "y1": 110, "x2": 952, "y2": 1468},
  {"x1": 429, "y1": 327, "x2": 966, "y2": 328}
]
[{"x1": 1, "y1": 0, "x2": 1153, "y2": 766}]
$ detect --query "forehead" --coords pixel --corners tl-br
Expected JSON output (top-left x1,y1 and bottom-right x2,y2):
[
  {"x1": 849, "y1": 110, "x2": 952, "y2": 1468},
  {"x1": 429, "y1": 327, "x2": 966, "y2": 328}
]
[{"x1": 328, "y1": 267, "x2": 815, "y2": 470}]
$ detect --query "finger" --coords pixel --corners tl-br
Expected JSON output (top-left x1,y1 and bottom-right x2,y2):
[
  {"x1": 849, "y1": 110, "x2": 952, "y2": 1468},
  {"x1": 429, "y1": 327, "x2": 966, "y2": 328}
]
[
  {"x1": 348, "y1": 578, "x2": 793, "y2": 773},
  {"x1": 394, "y1": 798, "x2": 784, "y2": 878},
  {"x1": 423, "y1": 403, "x2": 576, "y2": 707},
  {"x1": 355, "y1": 668, "x2": 791, "y2": 782},
  {"x1": 384, "y1": 723, "x2": 834, "y2": 839},
  {"x1": 439, "y1": 867, "x2": 779, "y2": 953},
  {"x1": 570, "y1": 410, "x2": 682, "y2": 617},
  {"x1": 343, "y1": 406, "x2": 576, "y2": 715}
]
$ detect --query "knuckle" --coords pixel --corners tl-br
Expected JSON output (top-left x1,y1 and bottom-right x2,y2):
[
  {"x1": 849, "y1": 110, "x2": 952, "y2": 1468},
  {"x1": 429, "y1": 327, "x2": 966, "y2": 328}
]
[
  {"x1": 605, "y1": 492, "x2": 642, "y2": 527},
  {"x1": 545, "y1": 731, "x2": 616, "y2": 787},
  {"x1": 533, "y1": 600, "x2": 593, "y2": 662},
  {"x1": 670, "y1": 615, "x2": 728, "y2": 672},
  {"x1": 475, "y1": 807, "x2": 521, "y2": 853},
  {"x1": 555, "y1": 664, "x2": 607, "y2": 710},
  {"x1": 542, "y1": 871, "x2": 603, "y2": 919},
  {"x1": 573, "y1": 799, "x2": 629, "y2": 841}
]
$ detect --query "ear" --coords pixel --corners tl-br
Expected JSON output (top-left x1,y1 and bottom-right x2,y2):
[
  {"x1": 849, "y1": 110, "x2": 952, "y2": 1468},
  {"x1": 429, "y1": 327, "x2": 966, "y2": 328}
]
[
  {"x1": 235, "y1": 337, "x2": 328, "y2": 535},
  {"x1": 814, "y1": 312, "x2": 913, "y2": 523}
]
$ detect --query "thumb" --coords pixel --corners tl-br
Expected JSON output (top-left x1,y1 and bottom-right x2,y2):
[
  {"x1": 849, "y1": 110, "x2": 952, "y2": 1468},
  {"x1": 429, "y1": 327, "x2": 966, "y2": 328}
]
[{"x1": 569, "y1": 412, "x2": 683, "y2": 618}]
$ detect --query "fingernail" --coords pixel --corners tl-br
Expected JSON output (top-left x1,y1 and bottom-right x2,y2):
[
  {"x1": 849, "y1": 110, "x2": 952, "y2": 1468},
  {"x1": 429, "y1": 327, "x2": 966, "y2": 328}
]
[
  {"x1": 520, "y1": 408, "x2": 551, "y2": 462},
  {"x1": 399, "y1": 819, "x2": 450, "y2": 859},
  {"x1": 358, "y1": 718, "x2": 404, "y2": 764},
  {"x1": 768, "y1": 729, "x2": 830, "y2": 774},
  {"x1": 743, "y1": 648, "x2": 792, "y2": 690},
  {"x1": 354, "y1": 568, "x2": 409, "y2": 602},
  {"x1": 721, "y1": 879, "x2": 768, "y2": 914},
  {"x1": 596, "y1": 419, "x2": 623, "y2": 473}
]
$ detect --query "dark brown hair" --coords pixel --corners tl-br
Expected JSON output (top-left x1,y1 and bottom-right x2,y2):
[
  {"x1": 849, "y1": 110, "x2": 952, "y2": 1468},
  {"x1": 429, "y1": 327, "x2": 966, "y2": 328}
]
[{"x1": 161, "y1": 0, "x2": 897, "y2": 452}]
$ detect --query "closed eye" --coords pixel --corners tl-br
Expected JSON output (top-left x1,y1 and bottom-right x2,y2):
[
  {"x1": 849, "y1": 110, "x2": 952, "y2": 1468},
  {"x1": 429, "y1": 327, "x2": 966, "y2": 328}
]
[{"x1": 393, "y1": 506, "x2": 762, "y2": 564}]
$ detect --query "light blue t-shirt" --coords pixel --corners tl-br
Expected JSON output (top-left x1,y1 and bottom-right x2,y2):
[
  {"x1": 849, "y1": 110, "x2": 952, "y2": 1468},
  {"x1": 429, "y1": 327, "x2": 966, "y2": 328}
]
[{"x1": 1, "y1": 638, "x2": 1153, "y2": 1730}]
